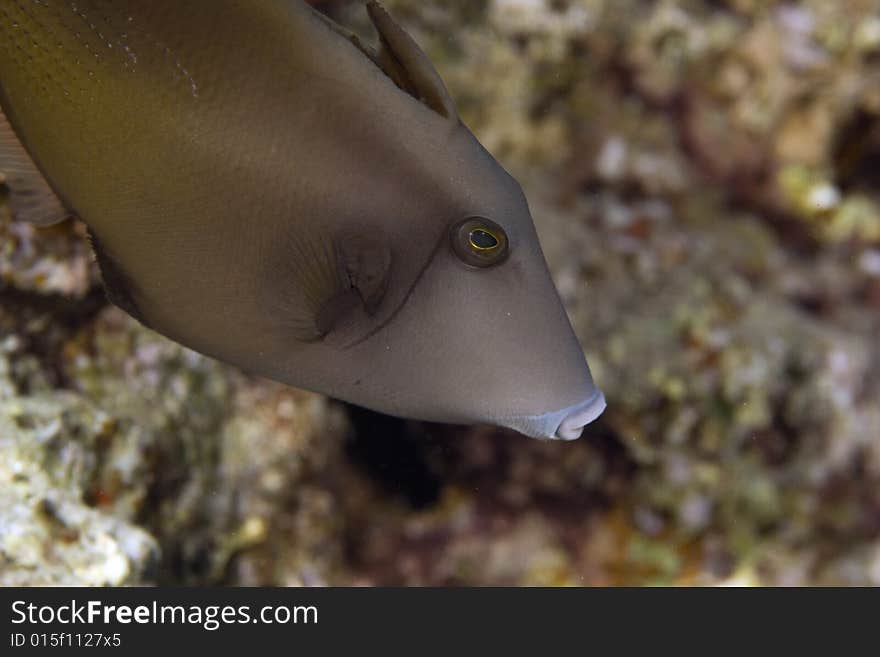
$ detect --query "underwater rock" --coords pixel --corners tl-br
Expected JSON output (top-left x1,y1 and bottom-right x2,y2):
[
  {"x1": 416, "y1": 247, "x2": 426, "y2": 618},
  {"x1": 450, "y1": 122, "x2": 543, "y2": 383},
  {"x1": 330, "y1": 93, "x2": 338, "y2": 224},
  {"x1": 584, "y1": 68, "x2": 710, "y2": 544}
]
[
  {"x1": 0, "y1": 215, "x2": 96, "y2": 298},
  {"x1": 0, "y1": 285, "x2": 350, "y2": 584},
  {"x1": 0, "y1": 392, "x2": 158, "y2": 586}
]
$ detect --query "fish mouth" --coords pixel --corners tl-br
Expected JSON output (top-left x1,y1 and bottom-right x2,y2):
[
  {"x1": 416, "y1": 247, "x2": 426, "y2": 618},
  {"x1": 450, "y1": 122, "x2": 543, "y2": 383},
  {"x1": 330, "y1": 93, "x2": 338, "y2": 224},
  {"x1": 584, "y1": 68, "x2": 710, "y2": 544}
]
[{"x1": 501, "y1": 389, "x2": 607, "y2": 440}]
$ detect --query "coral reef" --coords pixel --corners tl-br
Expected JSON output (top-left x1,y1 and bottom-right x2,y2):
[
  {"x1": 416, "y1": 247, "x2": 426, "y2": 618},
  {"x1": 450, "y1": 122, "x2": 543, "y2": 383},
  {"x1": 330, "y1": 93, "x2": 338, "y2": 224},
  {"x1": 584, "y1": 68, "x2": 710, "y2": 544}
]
[
  {"x1": 2, "y1": 0, "x2": 880, "y2": 585},
  {"x1": 0, "y1": 284, "x2": 349, "y2": 585}
]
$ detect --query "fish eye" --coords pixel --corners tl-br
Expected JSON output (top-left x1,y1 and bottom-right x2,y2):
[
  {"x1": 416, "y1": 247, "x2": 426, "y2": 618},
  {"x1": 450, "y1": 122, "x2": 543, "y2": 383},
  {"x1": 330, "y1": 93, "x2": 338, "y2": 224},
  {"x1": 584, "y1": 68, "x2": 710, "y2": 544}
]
[
  {"x1": 451, "y1": 217, "x2": 509, "y2": 267},
  {"x1": 469, "y1": 229, "x2": 499, "y2": 250}
]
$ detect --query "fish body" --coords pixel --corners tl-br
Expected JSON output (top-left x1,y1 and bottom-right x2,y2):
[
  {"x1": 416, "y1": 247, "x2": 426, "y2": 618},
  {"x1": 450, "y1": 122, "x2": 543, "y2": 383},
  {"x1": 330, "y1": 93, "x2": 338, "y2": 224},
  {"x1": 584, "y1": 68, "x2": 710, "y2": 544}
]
[{"x1": 0, "y1": 0, "x2": 605, "y2": 439}]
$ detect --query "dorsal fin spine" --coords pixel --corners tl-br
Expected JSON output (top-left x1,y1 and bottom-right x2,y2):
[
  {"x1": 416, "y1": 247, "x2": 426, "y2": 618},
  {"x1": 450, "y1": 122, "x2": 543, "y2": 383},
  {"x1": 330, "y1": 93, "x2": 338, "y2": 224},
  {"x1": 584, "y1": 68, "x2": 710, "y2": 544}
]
[{"x1": 365, "y1": 1, "x2": 458, "y2": 121}]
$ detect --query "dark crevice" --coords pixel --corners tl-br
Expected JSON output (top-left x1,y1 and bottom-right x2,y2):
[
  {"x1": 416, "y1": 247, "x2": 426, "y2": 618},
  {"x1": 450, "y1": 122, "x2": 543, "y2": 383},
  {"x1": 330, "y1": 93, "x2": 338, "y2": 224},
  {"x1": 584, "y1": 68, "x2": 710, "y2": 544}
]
[
  {"x1": 833, "y1": 108, "x2": 880, "y2": 194},
  {"x1": 0, "y1": 284, "x2": 108, "y2": 390},
  {"x1": 343, "y1": 403, "x2": 447, "y2": 509}
]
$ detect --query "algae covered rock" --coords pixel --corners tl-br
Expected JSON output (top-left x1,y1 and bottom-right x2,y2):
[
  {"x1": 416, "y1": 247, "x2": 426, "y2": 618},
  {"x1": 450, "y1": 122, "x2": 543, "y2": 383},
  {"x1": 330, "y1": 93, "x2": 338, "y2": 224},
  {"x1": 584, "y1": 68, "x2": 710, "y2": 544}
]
[
  {"x1": 0, "y1": 391, "x2": 158, "y2": 586},
  {"x1": 0, "y1": 254, "x2": 351, "y2": 585}
]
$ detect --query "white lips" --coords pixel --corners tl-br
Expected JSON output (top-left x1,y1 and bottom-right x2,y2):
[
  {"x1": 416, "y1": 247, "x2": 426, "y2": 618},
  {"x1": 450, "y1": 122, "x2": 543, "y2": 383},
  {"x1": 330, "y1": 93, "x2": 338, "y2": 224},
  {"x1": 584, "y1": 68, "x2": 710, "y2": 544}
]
[
  {"x1": 501, "y1": 389, "x2": 607, "y2": 440},
  {"x1": 554, "y1": 390, "x2": 607, "y2": 440}
]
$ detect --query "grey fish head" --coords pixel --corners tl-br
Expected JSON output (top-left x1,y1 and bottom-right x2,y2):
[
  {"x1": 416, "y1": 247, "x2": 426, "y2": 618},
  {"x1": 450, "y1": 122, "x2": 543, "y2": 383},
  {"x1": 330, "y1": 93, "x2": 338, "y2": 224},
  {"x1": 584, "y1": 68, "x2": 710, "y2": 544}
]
[
  {"x1": 251, "y1": 11, "x2": 607, "y2": 439},
  {"x1": 303, "y1": 127, "x2": 606, "y2": 441}
]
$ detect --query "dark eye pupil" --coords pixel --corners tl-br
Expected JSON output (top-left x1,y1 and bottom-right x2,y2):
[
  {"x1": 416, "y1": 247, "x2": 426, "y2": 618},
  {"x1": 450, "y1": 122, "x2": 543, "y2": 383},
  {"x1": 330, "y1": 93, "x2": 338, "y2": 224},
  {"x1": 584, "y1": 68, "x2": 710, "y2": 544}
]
[{"x1": 469, "y1": 229, "x2": 498, "y2": 249}]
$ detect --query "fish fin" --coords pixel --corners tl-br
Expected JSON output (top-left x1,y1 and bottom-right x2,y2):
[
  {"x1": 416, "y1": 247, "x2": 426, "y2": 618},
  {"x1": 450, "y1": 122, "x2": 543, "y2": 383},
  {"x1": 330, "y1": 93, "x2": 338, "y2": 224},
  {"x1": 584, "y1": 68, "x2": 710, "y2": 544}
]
[
  {"x1": 0, "y1": 106, "x2": 71, "y2": 226},
  {"x1": 312, "y1": 8, "x2": 383, "y2": 68},
  {"x1": 313, "y1": 232, "x2": 392, "y2": 336},
  {"x1": 338, "y1": 232, "x2": 392, "y2": 315},
  {"x1": 365, "y1": 1, "x2": 458, "y2": 121},
  {"x1": 266, "y1": 227, "x2": 351, "y2": 342},
  {"x1": 88, "y1": 229, "x2": 151, "y2": 328},
  {"x1": 267, "y1": 228, "x2": 392, "y2": 342}
]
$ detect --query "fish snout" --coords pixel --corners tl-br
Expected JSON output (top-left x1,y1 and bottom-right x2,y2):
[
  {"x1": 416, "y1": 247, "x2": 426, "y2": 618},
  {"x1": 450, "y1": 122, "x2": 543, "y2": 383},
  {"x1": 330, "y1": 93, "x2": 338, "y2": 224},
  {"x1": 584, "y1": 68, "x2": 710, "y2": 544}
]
[
  {"x1": 553, "y1": 391, "x2": 607, "y2": 440},
  {"x1": 503, "y1": 389, "x2": 607, "y2": 440}
]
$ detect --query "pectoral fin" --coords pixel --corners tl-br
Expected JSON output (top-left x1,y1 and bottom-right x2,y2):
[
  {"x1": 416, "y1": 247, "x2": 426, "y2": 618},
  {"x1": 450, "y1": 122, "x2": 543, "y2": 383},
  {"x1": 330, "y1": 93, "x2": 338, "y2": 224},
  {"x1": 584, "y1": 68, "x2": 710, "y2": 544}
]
[
  {"x1": 313, "y1": 231, "x2": 393, "y2": 336},
  {"x1": 267, "y1": 227, "x2": 392, "y2": 342},
  {"x1": 338, "y1": 231, "x2": 392, "y2": 315},
  {"x1": 366, "y1": 1, "x2": 458, "y2": 121},
  {"x1": 0, "y1": 107, "x2": 70, "y2": 226}
]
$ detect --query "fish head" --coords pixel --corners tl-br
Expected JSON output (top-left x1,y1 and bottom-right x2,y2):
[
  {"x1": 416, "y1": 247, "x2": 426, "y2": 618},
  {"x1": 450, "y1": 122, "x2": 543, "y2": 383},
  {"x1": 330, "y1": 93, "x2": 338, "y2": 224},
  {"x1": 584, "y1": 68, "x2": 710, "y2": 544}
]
[
  {"x1": 313, "y1": 127, "x2": 605, "y2": 440},
  {"x1": 271, "y1": 3, "x2": 607, "y2": 439}
]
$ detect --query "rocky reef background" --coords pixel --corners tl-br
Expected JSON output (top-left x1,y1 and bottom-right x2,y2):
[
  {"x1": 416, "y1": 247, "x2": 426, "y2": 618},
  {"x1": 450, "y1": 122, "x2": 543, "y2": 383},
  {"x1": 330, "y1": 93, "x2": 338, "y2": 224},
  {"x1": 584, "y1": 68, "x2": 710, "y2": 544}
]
[{"x1": 2, "y1": 0, "x2": 880, "y2": 586}]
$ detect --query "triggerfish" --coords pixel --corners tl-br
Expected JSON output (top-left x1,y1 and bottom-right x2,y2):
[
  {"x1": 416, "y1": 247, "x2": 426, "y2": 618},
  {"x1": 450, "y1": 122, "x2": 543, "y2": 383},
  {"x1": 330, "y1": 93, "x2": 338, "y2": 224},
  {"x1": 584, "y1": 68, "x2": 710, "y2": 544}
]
[{"x1": 0, "y1": 0, "x2": 605, "y2": 439}]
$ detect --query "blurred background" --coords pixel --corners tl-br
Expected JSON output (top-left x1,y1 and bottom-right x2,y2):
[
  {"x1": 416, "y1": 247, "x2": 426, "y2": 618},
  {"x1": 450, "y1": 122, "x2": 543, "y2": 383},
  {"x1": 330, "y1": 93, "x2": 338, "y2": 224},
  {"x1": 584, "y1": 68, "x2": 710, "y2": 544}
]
[{"x1": 2, "y1": 0, "x2": 879, "y2": 586}]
